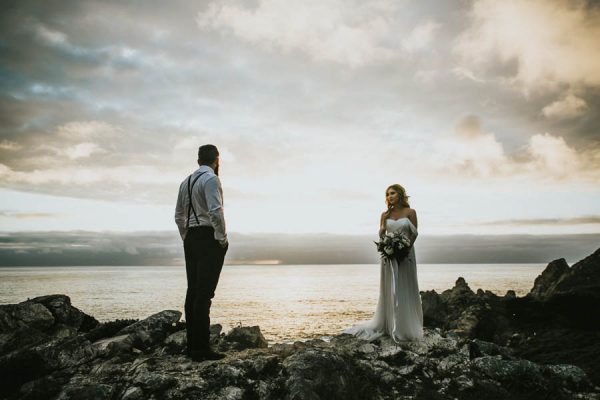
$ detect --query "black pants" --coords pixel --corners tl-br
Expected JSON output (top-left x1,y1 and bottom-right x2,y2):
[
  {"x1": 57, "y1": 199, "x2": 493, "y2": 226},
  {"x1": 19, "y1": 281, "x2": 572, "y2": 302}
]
[{"x1": 183, "y1": 227, "x2": 227, "y2": 355}]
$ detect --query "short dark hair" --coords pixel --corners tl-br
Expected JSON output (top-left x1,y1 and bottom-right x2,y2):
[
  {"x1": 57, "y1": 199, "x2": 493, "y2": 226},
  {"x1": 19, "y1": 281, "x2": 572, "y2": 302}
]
[{"x1": 198, "y1": 144, "x2": 219, "y2": 165}]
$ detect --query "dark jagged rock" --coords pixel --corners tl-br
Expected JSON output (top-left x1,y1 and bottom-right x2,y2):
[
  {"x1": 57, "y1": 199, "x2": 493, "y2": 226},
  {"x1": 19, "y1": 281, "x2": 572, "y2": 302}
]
[
  {"x1": 529, "y1": 258, "x2": 571, "y2": 299},
  {"x1": 421, "y1": 246, "x2": 600, "y2": 386},
  {"x1": 116, "y1": 310, "x2": 181, "y2": 336},
  {"x1": 1, "y1": 247, "x2": 600, "y2": 399},
  {"x1": 421, "y1": 277, "x2": 511, "y2": 342},
  {"x1": 530, "y1": 248, "x2": 600, "y2": 300},
  {"x1": 0, "y1": 307, "x2": 598, "y2": 400},
  {"x1": 25, "y1": 295, "x2": 98, "y2": 332},
  {"x1": 222, "y1": 326, "x2": 268, "y2": 351}
]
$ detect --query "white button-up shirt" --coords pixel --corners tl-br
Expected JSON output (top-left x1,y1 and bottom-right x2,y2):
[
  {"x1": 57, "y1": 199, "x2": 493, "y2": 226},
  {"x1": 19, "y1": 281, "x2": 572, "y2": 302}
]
[{"x1": 174, "y1": 165, "x2": 227, "y2": 244}]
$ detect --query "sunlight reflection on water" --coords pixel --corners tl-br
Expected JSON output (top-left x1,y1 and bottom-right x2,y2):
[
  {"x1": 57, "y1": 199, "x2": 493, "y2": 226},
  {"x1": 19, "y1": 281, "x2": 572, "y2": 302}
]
[{"x1": 0, "y1": 264, "x2": 545, "y2": 342}]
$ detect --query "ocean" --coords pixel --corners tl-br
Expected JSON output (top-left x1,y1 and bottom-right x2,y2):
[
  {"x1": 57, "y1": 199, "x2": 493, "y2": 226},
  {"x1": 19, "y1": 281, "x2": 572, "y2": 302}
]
[{"x1": 0, "y1": 263, "x2": 546, "y2": 342}]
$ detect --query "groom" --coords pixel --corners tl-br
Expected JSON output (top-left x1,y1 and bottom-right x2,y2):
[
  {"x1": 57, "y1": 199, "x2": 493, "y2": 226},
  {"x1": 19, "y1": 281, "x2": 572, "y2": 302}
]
[{"x1": 175, "y1": 144, "x2": 228, "y2": 361}]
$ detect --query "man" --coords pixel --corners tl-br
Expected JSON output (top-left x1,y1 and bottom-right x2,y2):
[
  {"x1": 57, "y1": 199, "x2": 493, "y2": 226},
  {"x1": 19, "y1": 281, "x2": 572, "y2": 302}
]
[{"x1": 175, "y1": 144, "x2": 228, "y2": 361}]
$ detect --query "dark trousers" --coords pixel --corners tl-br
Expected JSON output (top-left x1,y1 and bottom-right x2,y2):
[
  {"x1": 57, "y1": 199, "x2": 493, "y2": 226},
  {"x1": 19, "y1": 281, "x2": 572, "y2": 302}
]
[{"x1": 183, "y1": 227, "x2": 227, "y2": 355}]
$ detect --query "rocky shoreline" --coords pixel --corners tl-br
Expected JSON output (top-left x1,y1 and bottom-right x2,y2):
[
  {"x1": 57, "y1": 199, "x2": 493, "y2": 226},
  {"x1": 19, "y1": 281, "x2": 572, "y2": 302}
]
[{"x1": 1, "y1": 248, "x2": 599, "y2": 399}]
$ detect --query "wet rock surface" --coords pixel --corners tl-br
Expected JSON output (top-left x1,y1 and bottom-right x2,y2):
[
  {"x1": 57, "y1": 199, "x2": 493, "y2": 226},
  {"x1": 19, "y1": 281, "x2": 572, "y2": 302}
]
[{"x1": 1, "y1": 247, "x2": 599, "y2": 399}]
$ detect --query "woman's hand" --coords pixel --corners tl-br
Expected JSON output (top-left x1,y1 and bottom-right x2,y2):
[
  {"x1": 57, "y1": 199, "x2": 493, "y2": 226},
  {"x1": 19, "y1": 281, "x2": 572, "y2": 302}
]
[{"x1": 378, "y1": 228, "x2": 386, "y2": 238}]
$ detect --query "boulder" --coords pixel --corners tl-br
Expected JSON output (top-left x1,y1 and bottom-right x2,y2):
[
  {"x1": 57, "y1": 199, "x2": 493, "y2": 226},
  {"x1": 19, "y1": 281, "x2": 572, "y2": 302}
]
[
  {"x1": 223, "y1": 326, "x2": 268, "y2": 351},
  {"x1": 529, "y1": 258, "x2": 570, "y2": 299},
  {"x1": 164, "y1": 331, "x2": 186, "y2": 354},
  {"x1": 26, "y1": 295, "x2": 98, "y2": 330},
  {"x1": 0, "y1": 334, "x2": 98, "y2": 397},
  {"x1": 117, "y1": 310, "x2": 181, "y2": 336},
  {"x1": 0, "y1": 302, "x2": 54, "y2": 333},
  {"x1": 114, "y1": 310, "x2": 182, "y2": 351},
  {"x1": 283, "y1": 349, "x2": 356, "y2": 400},
  {"x1": 420, "y1": 290, "x2": 446, "y2": 326}
]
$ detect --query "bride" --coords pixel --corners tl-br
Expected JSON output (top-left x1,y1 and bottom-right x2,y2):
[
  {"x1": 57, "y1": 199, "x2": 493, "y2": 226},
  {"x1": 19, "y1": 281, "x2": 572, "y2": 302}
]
[{"x1": 345, "y1": 184, "x2": 424, "y2": 342}]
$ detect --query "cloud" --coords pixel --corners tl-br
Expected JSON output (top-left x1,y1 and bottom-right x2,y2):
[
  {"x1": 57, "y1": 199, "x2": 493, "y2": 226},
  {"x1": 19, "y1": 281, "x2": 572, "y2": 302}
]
[
  {"x1": 402, "y1": 20, "x2": 440, "y2": 52},
  {"x1": 542, "y1": 94, "x2": 589, "y2": 119},
  {"x1": 0, "y1": 0, "x2": 598, "y2": 237},
  {"x1": 422, "y1": 115, "x2": 511, "y2": 178},
  {"x1": 455, "y1": 0, "x2": 600, "y2": 91},
  {"x1": 417, "y1": 115, "x2": 600, "y2": 183},
  {"x1": 527, "y1": 133, "x2": 582, "y2": 180},
  {"x1": 196, "y1": 0, "x2": 407, "y2": 67},
  {"x1": 0, "y1": 211, "x2": 57, "y2": 219},
  {"x1": 478, "y1": 216, "x2": 600, "y2": 226},
  {"x1": 62, "y1": 142, "x2": 105, "y2": 160},
  {"x1": 452, "y1": 67, "x2": 485, "y2": 84},
  {"x1": 0, "y1": 140, "x2": 22, "y2": 151}
]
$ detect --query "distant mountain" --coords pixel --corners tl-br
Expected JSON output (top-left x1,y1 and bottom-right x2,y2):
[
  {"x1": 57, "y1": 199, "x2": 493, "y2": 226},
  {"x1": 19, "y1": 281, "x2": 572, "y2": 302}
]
[{"x1": 0, "y1": 231, "x2": 598, "y2": 266}]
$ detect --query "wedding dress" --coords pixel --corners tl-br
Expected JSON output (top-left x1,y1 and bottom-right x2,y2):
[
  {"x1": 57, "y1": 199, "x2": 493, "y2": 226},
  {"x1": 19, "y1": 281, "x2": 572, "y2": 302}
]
[{"x1": 345, "y1": 217, "x2": 424, "y2": 342}]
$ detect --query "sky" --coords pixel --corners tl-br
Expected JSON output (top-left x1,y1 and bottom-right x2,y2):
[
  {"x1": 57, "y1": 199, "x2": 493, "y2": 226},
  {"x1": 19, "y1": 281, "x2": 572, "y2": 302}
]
[{"x1": 1, "y1": 0, "x2": 600, "y2": 241}]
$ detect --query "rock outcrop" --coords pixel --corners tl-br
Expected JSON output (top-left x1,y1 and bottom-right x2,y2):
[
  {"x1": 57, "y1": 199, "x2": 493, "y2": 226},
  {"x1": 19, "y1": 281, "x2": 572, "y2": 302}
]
[
  {"x1": 1, "y1": 296, "x2": 598, "y2": 400},
  {"x1": 421, "y1": 246, "x2": 600, "y2": 385},
  {"x1": 1, "y1": 247, "x2": 599, "y2": 399}
]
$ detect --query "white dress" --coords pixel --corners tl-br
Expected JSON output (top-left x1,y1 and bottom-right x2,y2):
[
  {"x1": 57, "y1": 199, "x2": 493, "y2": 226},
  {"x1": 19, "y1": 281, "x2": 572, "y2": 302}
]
[{"x1": 345, "y1": 217, "x2": 424, "y2": 342}]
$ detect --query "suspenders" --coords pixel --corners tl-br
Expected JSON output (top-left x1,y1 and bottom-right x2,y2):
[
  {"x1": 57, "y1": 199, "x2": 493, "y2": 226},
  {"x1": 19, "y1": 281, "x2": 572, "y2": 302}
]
[{"x1": 186, "y1": 172, "x2": 208, "y2": 229}]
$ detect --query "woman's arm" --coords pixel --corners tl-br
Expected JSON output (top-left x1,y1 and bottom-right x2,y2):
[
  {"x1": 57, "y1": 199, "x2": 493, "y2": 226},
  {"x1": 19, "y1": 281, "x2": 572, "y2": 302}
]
[
  {"x1": 379, "y1": 212, "x2": 387, "y2": 238},
  {"x1": 408, "y1": 209, "x2": 419, "y2": 244},
  {"x1": 408, "y1": 208, "x2": 418, "y2": 229}
]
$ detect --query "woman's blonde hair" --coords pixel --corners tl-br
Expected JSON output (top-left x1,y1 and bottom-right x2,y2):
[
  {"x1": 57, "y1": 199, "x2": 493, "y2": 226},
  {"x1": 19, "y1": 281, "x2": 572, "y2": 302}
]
[{"x1": 385, "y1": 184, "x2": 410, "y2": 210}]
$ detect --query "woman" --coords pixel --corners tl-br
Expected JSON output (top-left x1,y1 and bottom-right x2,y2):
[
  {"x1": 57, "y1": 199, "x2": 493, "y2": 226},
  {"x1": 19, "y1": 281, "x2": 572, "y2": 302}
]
[{"x1": 345, "y1": 184, "x2": 424, "y2": 342}]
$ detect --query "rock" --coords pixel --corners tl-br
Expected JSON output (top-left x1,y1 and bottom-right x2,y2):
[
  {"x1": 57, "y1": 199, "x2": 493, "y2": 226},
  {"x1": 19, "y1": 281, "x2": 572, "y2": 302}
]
[
  {"x1": 470, "y1": 339, "x2": 514, "y2": 358},
  {"x1": 85, "y1": 318, "x2": 139, "y2": 343},
  {"x1": 223, "y1": 326, "x2": 268, "y2": 351},
  {"x1": 210, "y1": 323, "x2": 223, "y2": 345},
  {"x1": 56, "y1": 384, "x2": 114, "y2": 400},
  {"x1": 92, "y1": 334, "x2": 133, "y2": 356},
  {"x1": 117, "y1": 310, "x2": 181, "y2": 335},
  {"x1": 531, "y1": 248, "x2": 600, "y2": 301},
  {"x1": 0, "y1": 326, "x2": 49, "y2": 357},
  {"x1": 26, "y1": 295, "x2": 98, "y2": 332},
  {"x1": 283, "y1": 349, "x2": 355, "y2": 399},
  {"x1": 529, "y1": 258, "x2": 570, "y2": 299},
  {"x1": 471, "y1": 355, "x2": 543, "y2": 383},
  {"x1": 14, "y1": 303, "x2": 55, "y2": 331},
  {"x1": 0, "y1": 302, "x2": 54, "y2": 333},
  {"x1": 131, "y1": 365, "x2": 177, "y2": 393},
  {"x1": 218, "y1": 386, "x2": 244, "y2": 400},
  {"x1": 112, "y1": 310, "x2": 182, "y2": 352},
  {"x1": 0, "y1": 333, "x2": 98, "y2": 397},
  {"x1": 544, "y1": 364, "x2": 590, "y2": 391},
  {"x1": 420, "y1": 290, "x2": 447, "y2": 327},
  {"x1": 164, "y1": 330, "x2": 186, "y2": 354},
  {"x1": 17, "y1": 369, "x2": 72, "y2": 400},
  {"x1": 119, "y1": 386, "x2": 145, "y2": 400},
  {"x1": 2, "y1": 251, "x2": 600, "y2": 400},
  {"x1": 441, "y1": 277, "x2": 476, "y2": 304}
]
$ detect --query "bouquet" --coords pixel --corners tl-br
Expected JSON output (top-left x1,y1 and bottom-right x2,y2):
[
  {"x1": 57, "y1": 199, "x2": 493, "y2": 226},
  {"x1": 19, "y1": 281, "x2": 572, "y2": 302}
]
[{"x1": 374, "y1": 231, "x2": 412, "y2": 263}]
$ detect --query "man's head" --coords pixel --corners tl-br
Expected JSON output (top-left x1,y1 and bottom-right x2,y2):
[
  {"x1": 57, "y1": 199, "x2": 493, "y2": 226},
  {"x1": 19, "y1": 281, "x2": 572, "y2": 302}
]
[{"x1": 198, "y1": 144, "x2": 220, "y2": 174}]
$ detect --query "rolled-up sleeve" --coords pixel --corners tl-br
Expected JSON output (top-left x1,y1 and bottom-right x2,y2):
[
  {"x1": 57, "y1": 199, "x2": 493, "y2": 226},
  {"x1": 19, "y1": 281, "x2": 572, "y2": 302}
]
[
  {"x1": 174, "y1": 180, "x2": 187, "y2": 240},
  {"x1": 204, "y1": 176, "x2": 227, "y2": 244}
]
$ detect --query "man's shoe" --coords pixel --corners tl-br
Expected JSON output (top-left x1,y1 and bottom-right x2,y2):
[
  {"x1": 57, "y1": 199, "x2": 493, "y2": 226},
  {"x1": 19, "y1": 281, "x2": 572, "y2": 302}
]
[
  {"x1": 200, "y1": 349, "x2": 226, "y2": 361},
  {"x1": 189, "y1": 349, "x2": 225, "y2": 362}
]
